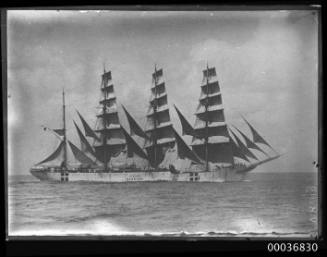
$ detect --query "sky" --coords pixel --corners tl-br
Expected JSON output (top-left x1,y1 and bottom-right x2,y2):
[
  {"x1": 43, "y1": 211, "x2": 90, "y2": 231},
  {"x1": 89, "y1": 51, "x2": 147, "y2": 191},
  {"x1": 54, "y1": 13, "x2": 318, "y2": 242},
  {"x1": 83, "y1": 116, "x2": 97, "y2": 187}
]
[{"x1": 7, "y1": 9, "x2": 319, "y2": 175}]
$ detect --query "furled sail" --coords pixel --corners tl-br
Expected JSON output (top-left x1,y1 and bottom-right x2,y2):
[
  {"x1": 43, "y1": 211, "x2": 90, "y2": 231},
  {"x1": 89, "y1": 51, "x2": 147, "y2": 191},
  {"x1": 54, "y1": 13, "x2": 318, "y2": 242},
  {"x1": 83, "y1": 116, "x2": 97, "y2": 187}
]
[
  {"x1": 68, "y1": 141, "x2": 95, "y2": 166},
  {"x1": 93, "y1": 69, "x2": 126, "y2": 165},
  {"x1": 191, "y1": 66, "x2": 234, "y2": 167},
  {"x1": 121, "y1": 127, "x2": 148, "y2": 160},
  {"x1": 73, "y1": 120, "x2": 96, "y2": 157},
  {"x1": 174, "y1": 105, "x2": 195, "y2": 136},
  {"x1": 232, "y1": 125, "x2": 269, "y2": 157},
  {"x1": 144, "y1": 67, "x2": 175, "y2": 167},
  {"x1": 242, "y1": 115, "x2": 277, "y2": 153},
  {"x1": 37, "y1": 141, "x2": 65, "y2": 165},
  {"x1": 173, "y1": 128, "x2": 202, "y2": 164},
  {"x1": 122, "y1": 105, "x2": 148, "y2": 139},
  {"x1": 229, "y1": 128, "x2": 258, "y2": 161},
  {"x1": 77, "y1": 110, "x2": 100, "y2": 141}
]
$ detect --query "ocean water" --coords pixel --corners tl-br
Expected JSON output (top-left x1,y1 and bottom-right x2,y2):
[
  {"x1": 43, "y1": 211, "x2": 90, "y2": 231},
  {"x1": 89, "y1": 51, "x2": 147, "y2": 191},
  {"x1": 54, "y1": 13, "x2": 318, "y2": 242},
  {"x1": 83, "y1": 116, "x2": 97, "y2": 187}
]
[{"x1": 8, "y1": 172, "x2": 318, "y2": 237}]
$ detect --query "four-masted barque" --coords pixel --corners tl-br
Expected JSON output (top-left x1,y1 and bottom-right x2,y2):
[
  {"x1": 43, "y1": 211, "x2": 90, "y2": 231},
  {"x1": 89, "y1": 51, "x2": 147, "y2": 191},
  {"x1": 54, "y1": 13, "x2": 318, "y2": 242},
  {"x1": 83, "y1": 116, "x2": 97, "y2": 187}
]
[{"x1": 30, "y1": 64, "x2": 280, "y2": 182}]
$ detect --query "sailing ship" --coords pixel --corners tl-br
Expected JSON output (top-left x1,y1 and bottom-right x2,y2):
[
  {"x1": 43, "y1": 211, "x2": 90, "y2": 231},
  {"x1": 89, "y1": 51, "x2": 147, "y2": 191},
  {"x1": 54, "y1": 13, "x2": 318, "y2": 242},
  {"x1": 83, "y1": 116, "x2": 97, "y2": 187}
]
[{"x1": 30, "y1": 65, "x2": 281, "y2": 182}]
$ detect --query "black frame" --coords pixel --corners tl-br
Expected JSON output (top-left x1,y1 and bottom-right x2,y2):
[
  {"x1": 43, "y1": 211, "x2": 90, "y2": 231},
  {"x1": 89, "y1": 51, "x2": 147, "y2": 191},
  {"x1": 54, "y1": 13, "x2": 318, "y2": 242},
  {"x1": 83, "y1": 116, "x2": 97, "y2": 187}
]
[{"x1": 2, "y1": 0, "x2": 326, "y2": 255}]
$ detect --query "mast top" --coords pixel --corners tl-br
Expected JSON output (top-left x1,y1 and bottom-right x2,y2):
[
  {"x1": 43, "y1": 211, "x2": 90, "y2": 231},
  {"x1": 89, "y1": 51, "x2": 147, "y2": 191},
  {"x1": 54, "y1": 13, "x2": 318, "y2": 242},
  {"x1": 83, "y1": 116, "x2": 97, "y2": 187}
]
[
  {"x1": 62, "y1": 88, "x2": 65, "y2": 105},
  {"x1": 103, "y1": 62, "x2": 106, "y2": 73}
]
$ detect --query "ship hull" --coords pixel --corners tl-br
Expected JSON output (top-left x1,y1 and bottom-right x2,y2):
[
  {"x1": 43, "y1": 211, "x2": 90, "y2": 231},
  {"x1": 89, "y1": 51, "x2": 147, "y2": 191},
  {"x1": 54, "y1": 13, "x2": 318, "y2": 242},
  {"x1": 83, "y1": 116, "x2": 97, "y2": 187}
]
[{"x1": 30, "y1": 166, "x2": 255, "y2": 183}]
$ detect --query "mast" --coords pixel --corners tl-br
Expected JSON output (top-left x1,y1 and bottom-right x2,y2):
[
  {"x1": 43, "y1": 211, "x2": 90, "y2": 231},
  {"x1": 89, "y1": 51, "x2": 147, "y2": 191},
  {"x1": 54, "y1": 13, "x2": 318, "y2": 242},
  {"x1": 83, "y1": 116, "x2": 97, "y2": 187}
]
[
  {"x1": 102, "y1": 101, "x2": 108, "y2": 171},
  {"x1": 153, "y1": 65, "x2": 158, "y2": 170},
  {"x1": 191, "y1": 65, "x2": 234, "y2": 168},
  {"x1": 204, "y1": 63, "x2": 209, "y2": 172},
  {"x1": 102, "y1": 67, "x2": 108, "y2": 171},
  {"x1": 36, "y1": 93, "x2": 67, "y2": 167},
  {"x1": 62, "y1": 89, "x2": 67, "y2": 169},
  {"x1": 144, "y1": 66, "x2": 175, "y2": 168},
  {"x1": 93, "y1": 68, "x2": 126, "y2": 170}
]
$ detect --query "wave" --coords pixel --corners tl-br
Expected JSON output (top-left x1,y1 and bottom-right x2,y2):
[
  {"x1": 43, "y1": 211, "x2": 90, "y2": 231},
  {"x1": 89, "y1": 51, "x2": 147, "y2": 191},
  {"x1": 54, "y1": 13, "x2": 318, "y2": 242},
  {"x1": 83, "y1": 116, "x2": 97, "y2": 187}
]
[
  {"x1": 9, "y1": 218, "x2": 131, "y2": 236},
  {"x1": 65, "y1": 212, "x2": 123, "y2": 223},
  {"x1": 9, "y1": 214, "x2": 318, "y2": 238},
  {"x1": 148, "y1": 230, "x2": 317, "y2": 238},
  {"x1": 9, "y1": 226, "x2": 317, "y2": 238}
]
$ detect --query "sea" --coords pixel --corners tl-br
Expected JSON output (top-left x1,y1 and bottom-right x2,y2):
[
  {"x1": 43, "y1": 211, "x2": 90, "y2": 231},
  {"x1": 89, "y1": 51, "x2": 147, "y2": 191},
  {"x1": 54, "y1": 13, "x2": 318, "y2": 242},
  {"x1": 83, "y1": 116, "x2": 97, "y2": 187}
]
[{"x1": 7, "y1": 171, "x2": 318, "y2": 238}]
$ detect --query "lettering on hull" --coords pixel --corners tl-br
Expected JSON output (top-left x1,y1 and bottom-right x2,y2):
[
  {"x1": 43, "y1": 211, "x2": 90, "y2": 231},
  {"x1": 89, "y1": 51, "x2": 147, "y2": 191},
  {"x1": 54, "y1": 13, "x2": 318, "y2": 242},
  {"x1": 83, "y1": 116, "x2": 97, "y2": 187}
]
[{"x1": 126, "y1": 175, "x2": 144, "y2": 181}]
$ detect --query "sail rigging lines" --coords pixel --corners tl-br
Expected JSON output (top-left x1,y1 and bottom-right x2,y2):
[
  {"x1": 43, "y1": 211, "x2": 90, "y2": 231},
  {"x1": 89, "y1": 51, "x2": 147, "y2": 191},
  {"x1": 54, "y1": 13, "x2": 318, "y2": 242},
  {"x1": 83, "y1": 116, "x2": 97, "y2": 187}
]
[
  {"x1": 93, "y1": 68, "x2": 126, "y2": 167},
  {"x1": 36, "y1": 141, "x2": 65, "y2": 165},
  {"x1": 232, "y1": 125, "x2": 270, "y2": 158},
  {"x1": 68, "y1": 140, "x2": 95, "y2": 166},
  {"x1": 121, "y1": 126, "x2": 148, "y2": 160},
  {"x1": 77, "y1": 110, "x2": 100, "y2": 141},
  {"x1": 144, "y1": 66, "x2": 175, "y2": 168},
  {"x1": 228, "y1": 132, "x2": 250, "y2": 162},
  {"x1": 122, "y1": 105, "x2": 148, "y2": 139},
  {"x1": 191, "y1": 65, "x2": 234, "y2": 167},
  {"x1": 37, "y1": 120, "x2": 98, "y2": 167},
  {"x1": 173, "y1": 128, "x2": 203, "y2": 164},
  {"x1": 36, "y1": 139, "x2": 96, "y2": 167},
  {"x1": 41, "y1": 125, "x2": 64, "y2": 140},
  {"x1": 34, "y1": 64, "x2": 280, "y2": 176},
  {"x1": 228, "y1": 126, "x2": 258, "y2": 161},
  {"x1": 241, "y1": 114, "x2": 279, "y2": 155},
  {"x1": 73, "y1": 120, "x2": 96, "y2": 157},
  {"x1": 174, "y1": 105, "x2": 195, "y2": 137}
]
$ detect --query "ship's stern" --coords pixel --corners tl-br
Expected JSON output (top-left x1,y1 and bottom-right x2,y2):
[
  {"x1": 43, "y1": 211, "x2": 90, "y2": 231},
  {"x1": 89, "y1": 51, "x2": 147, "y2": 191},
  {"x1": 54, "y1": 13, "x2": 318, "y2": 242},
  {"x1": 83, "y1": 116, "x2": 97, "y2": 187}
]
[{"x1": 30, "y1": 167, "x2": 61, "y2": 181}]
